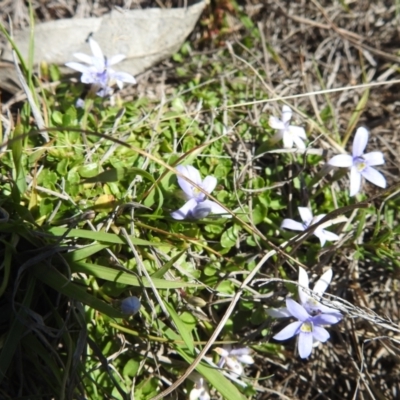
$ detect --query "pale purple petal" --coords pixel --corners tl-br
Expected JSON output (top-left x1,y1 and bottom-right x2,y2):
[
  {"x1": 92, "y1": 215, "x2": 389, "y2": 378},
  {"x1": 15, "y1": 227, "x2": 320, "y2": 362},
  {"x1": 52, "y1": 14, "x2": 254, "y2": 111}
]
[
  {"x1": 286, "y1": 298, "x2": 309, "y2": 321},
  {"x1": 267, "y1": 307, "x2": 292, "y2": 318},
  {"x1": 320, "y1": 229, "x2": 339, "y2": 243},
  {"x1": 273, "y1": 321, "x2": 302, "y2": 340},
  {"x1": 298, "y1": 267, "x2": 309, "y2": 306},
  {"x1": 282, "y1": 132, "x2": 294, "y2": 148},
  {"x1": 313, "y1": 269, "x2": 332, "y2": 296},
  {"x1": 89, "y1": 38, "x2": 104, "y2": 60},
  {"x1": 289, "y1": 125, "x2": 306, "y2": 139},
  {"x1": 298, "y1": 332, "x2": 313, "y2": 358},
  {"x1": 281, "y1": 218, "x2": 305, "y2": 231},
  {"x1": 312, "y1": 326, "x2": 330, "y2": 342},
  {"x1": 292, "y1": 134, "x2": 306, "y2": 149},
  {"x1": 313, "y1": 313, "x2": 342, "y2": 325},
  {"x1": 352, "y1": 127, "x2": 369, "y2": 157},
  {"x1": 171, "y1": 198, "x2": 198, "y2": 220},
  {"x1": 112, "y1": 71, "x2": 136, "y2": 87},
  {"x1": 361, "y1": 167, "x2": 386, "y2": 188},
  {"x1": 81, "y1": 71, "x2": 98, "y2": 85},
  {"x1": 65, "y1": 62, "x2": 90, "y2": 74},
  {"x1": 298, "y1": 207, "x2": 313, "y2": 225},
  {"x1": 320, "y1": 309, "x2": 343, "y2": 322},
  {"x1": 202, "y1": 176, "x2": 217, "y2": 194},
  {"x1": 314, "y1": 230, "x2": 327, "y2": 246},
  {"x1": 350, "y1": 167, "x2": 362, "y2": 196},
  {"x1": 237, "y1": 354, "x2": 254, "y2": 364},
  {"x1": 230, "y1": 348, "x2": 250, "y2": 357},
  {"x1": 281, "y1": 105, "x2": 292, "y2": 124},
  {"x1": 311, "y1": 214, "x2": 326, "y2": 224},
  {"x1": 363, "y1": 151, "x2": 385, "y2": 166},
  {"x1": 176, "y1": 165, "x2": 199, "y2": 197},
  {"x1": 191, "y1": 202, "x2": 212, "y2": 219},
  {"x1": 314, "y1": 228, "x2": 339, "y2": 246},
  {"x1": 72, "y1": 52, "x2": 93, "y2": 65},
  {"x1": 108, "y1": 54, "x2": 126, "y2": 65},
  {"x1": 328, "y1": 154, "x2": 353, "y2": 168},
  {"x1": 225, "y1": 358, "x2": 243, "y2": 375},
  {"x1": 269, "y1": 116, "x2": 285, "y2": 130},
  {"x1": 198, "y1": 200, "x2": 230, "y2": 218}
]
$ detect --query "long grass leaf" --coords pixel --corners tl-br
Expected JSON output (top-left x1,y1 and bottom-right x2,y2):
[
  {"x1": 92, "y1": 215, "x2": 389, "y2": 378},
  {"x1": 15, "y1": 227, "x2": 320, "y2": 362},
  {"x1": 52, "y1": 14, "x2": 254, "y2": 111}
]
[
  {"x1": 33, "y1": 263, "x2": 124, "y2": 318},
  {"x1": 70, "y1": 260, "x2": 200, "y2": 289}
]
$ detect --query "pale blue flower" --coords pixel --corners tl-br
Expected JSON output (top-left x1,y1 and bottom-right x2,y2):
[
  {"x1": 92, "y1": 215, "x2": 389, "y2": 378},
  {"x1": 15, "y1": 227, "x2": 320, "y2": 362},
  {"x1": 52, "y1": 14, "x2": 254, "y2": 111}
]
[
  {"x1": 66, "y1": 38, "x2": 136, "y2": 97},
  {"x1": 273, "y1": 298, "x2": 341, "y2": 359},
  {"x1": 171, "y1": 165, "x2": 230, "y2": 220},
  {"x1": 269, "y1": 105, "x2": 307, "y2": 149},
  {"x1": 189, "y1": 377, "x2": 210, "y2": 400},
  {"x1": 281, "y1": 207, "x2": 340, "y2": 246},
  {"x1": 268, "y1": 267, "x2": 342, "y2": 322},
  {"x1": 328, "y1": 127, "x2": 386, "y2": 196},
  {"x1": 215, "y1": 346, "x2": 254, "y2": 376}
]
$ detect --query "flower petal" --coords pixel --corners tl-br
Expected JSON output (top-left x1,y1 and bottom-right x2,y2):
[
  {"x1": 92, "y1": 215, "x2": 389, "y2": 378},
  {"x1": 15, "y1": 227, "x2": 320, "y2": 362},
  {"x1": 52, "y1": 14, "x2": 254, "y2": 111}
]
[
  {"x1": 298, "y1": 267, "x2": 309, "y2": 306},
  {"x1": 282, "y1": 131, "x2": 294, "y2": 148},
  {"x1": 363, "y1": 151, "x2": 385, "y2": 166},
  {"x1": 350, "y1": 167, "x2": 362, "y2": 196},
  {"x1": 89, "y1": 38, "x2": 104, "y2": 60},
  {"x1": 352, "y1": 127, "x2": 369, "y2": 157},
  {"x1": 361, "y1": 167, "x2": 386, "y2": 189},
  {"x1": 312, "y1": 326, "x2": 330, "y2": 342},
  {"x1": 313, "y1": 313, "x2": 342, "y2": 325},
  {"x1": 313, "y1": 269, "x2": 333, "y2": 296},
  {"x1": 298, "y1": 332, "x2": 313, "y2": 358},
  {"x1": 170, "y1": 198, "x2": 198, "y2": 220},
  {"x1": 314, "y1": 228, "x2": 339, "y2": 246},
  {"x1": 201, "y1": 200, "x2": 230, "y2": 217},
  {"x1": 328, "y1": 154, "x2": 353, "y2": 168},
  {"x1": 108, "y1": 54, "x2": 126, "y2": 65},
  {"x1": 72, "y1": 52, "x2": 93, "y2": 65},
  {"x1": 292, "y1": 132, "x2": 306, "y2": 149},
  {"x1": 281, "y1": 218, "x2": 305, "y2": 231},
  {"x1": 202, "y1": 176, "x2": 217, "y2": 194},
  {"x1": 112, "y1": 71, "x2": 137, "y2": 87},
  {"x1": 269, "y1": 116, "x2": 285, "y2": 130},
  {"x1": 286, "y1": 298, "x2": 310, "y2": 321},
  {"x1": 267, "y1": 307, "x2": 292, "y2": 318},
  {"x1": 229, "y1": 347, "x2": 250, "y2": 356},
  {"x1": 298, "y1": 207, "x2": 313, "y2": 225},
  {"x1": 191, "y1": 202, "x2": 212, "y2": 219},
  {"x1": 237, "y1": 354, "x2": 254, "y2": 364},
  {"x1": 281, "y1": 105, "x2": 292, "y2": 124},
  {"x1": 176, "y1": 165, "x2": 201, "y2": 197},
  {"x1": 225, "y1": 358, "x2": 243, "y2": 376},
  {"x1": 65, "y1": 62, "x2": 90, "y2": 74},
  {"x1": 289, "y1": 125, "x2": 307, "y2": 139},
  {"x1": 273, "y1": 321, "x2": 302, "y2": 341}
]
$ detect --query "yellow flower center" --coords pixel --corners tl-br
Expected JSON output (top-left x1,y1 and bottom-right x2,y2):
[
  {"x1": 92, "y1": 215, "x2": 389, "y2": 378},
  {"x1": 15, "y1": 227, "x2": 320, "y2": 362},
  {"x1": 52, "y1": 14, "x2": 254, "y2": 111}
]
[{"x1": 300, "y1": 321, "x2": 313, "y2": 333}]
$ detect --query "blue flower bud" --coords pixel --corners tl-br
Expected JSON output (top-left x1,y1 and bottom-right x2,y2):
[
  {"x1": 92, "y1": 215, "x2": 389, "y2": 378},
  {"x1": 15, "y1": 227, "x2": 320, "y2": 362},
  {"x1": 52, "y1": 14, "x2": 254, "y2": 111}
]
[{"x1": 121, "y1": 296, "x2": 141, "y2": 315}]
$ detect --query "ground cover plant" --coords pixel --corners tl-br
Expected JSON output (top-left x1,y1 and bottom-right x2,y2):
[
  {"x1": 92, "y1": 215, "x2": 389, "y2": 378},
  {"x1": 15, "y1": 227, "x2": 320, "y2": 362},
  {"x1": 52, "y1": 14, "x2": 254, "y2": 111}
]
[{"x1": 0, "y1": 0, "x2": 400, "y2": 399}]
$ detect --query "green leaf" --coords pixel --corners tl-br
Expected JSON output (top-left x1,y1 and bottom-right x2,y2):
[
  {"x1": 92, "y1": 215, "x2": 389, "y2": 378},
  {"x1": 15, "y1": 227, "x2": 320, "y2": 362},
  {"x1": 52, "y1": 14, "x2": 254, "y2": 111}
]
[
  {"x1": 48, "y1": 227, "x2": 159, "y2": 246},
  {"x1": 10, "y1": 123, "x2": 27, "y2": 195},
  {"x1": 33, "y1": 263, "x2": 124, "y2": 319},
  {"x1": 164, "y1": 302, "x2": 194, "y2": 354},
  {"x1": 0, "y1": 276, "x2": 35, "y2": 384},
  {"x1": 151, "y1": 250, "x2": 186, "y2": 279},
  {"x1": 70, "y1": 260, "x2": 200, "y2": 289}
]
